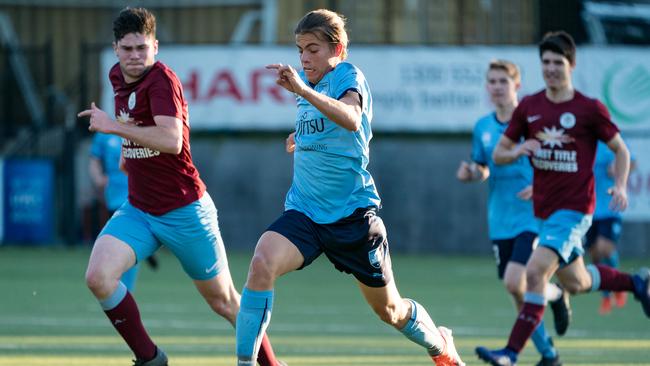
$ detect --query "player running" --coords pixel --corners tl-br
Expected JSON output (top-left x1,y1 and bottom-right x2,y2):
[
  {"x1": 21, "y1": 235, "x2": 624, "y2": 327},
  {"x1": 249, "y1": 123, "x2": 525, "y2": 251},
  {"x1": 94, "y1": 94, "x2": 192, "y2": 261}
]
[
  {"x1": 475, "y1": 31, "x2": 650, "y2": 366},
  {"x1": 457, "y1": 60, "x2": 568, "y2": 366},
  {"x1": 79, "y1": 7, "x2": 282, "y2": 366},
  {"x1": 235, "y1": 9, "x2": 464, "y2": 366}
]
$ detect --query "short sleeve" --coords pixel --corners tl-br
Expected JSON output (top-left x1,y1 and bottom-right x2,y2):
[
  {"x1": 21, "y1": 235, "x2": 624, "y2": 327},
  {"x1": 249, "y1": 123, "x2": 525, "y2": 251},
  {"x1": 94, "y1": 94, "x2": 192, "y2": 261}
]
[
  {"x1": 593, "y1": 99, "x2": 619, "y2": 143},
  {"x1": 149, "y1": 70, "x2": 184, "y2": 119},
  {"x1": 471, "y1": 123, "x2": 487, "y2": 165},
  {"x1": 333, "y1": 64, "x2": 363, "y2": 101},
  {"x1": 504, "y1": 100, "x2": 528, "y2": 142}
]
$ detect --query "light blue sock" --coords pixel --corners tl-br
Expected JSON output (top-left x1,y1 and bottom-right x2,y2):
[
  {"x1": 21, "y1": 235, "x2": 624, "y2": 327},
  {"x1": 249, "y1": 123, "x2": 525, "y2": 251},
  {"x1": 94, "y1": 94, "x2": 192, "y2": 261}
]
[
  {"x1": 236, "y1": 288, "x2": 273, "y2": 365},
  {"x1": 99, "y1": 281, "x2": 127, "y2": 311},
  {"x1": 531, "y1": 320, "x2": 557, "y2": 358},
  {"x1": 587, "y1": 264, "x2": 601, "y2": 292},
  {"x1": 603, "y1": 250, "x2": 620, "y2": 268},
  {"x1": 398, "y1": 299, "x2": 445, "y2": 356},
  {"x1": 120, "y1": 264, "x2": 140, "y2": 292}
]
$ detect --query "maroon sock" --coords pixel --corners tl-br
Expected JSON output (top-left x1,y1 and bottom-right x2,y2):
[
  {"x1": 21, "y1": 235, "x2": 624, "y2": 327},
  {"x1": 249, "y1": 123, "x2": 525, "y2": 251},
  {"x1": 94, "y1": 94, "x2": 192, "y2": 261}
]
[
  {"x1": 257, "y1": 333, "x2": 278, "y2": 366},
  {"x1": 104, "y1": 291, "x2": 157, "y2": 360},
  {"x1": 506, "y1": 302, "x2": 545, "y2": 353},
  {"x1": 594, "y1": 264, "x2": 634, "y2": 292}
]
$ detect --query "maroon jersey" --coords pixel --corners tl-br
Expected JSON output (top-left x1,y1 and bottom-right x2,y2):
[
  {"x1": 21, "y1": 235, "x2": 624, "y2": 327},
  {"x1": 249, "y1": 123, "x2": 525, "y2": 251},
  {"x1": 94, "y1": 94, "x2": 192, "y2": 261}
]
[
  {"x1": 110, "y1": 61, "x2": 205, "y2": 215},
  {"x1": 504, "y1": 90, "x2": 619, "y2": 219}
]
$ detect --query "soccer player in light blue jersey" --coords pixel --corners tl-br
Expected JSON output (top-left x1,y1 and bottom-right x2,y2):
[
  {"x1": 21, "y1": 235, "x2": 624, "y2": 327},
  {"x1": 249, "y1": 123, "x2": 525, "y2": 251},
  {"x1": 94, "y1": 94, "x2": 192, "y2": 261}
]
[
  {"x1": 457, "y1": 60, "x2": 566, "y2": 366},
  {"x1": 235, "y1": 9, "x2": 464, "y2": 366},
  {"x1": 585, "y1": 141, "x2": 637, "y2": 314}
]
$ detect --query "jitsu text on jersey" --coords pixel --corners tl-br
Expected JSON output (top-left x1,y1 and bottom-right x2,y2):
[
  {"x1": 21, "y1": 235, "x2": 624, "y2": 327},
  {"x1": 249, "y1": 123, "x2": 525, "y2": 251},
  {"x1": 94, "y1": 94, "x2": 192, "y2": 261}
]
[{"x1": 296, "y1": 117, "x2": 325, "y2": 137}]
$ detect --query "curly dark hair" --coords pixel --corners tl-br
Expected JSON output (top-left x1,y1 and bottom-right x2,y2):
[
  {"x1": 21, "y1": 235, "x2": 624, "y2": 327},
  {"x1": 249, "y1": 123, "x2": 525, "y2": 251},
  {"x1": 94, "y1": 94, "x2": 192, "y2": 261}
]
[{"x1": 113, "y1": 7, "x2": 156, "y2": 42}]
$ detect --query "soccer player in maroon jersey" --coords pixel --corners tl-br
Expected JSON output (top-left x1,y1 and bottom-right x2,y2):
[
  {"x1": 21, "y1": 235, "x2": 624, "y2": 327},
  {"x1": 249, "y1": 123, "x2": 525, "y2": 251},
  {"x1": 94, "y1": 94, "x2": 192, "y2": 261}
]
[
  {"x1": 475, "y1": 31, "x2": 650, "y2": 366},
  {"x1": 78, "y1": 7, "x2": 283, "y2": 366}
]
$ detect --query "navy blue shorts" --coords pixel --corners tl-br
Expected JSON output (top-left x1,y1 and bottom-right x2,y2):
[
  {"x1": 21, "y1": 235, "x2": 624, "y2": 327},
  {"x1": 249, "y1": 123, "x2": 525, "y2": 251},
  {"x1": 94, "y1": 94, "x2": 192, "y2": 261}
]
[
  {"x1": 267, "y1": 207, "x2": 392, "y2": 287},
  {"x1": 492, "y1": 231, "x2": 537, "y2": 279},
  {"x1": 584, "y1": 217, "x2": 622, "y2": 249}
]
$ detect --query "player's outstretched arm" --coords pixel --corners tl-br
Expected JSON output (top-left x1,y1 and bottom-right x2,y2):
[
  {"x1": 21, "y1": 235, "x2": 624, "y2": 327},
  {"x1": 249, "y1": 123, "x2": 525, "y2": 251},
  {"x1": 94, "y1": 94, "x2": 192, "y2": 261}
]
[
  {"x1": 606, "y1": 133, "x2": 630, "y2": 211},
  {"x1": 78, "y1": 102, "x2": 182, "y2": 154}
]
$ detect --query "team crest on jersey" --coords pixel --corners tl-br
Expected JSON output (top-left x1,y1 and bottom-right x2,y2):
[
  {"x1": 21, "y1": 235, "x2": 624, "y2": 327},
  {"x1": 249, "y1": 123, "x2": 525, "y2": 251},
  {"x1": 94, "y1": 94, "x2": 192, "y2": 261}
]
[
  {"x1": 368, "y1": 247, "x2": 383, "y2": 269},
  {"x1": 559, "y1": 112, "x2": 576, "y2": 129},
  {"x1": 481, "y1": 132, "x2": 491, "y2": 145},
  {"x1": 535, "y1": 126, "x2": 575, "y2": 148},
  {"x1": 128, "y1": 91, "x2": 136, "y2": 110}
]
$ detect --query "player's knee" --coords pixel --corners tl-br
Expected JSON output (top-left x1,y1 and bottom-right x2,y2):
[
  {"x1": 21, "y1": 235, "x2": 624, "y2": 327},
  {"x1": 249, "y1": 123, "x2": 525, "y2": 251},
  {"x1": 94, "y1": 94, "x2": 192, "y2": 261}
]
[
  {"x1": 505, "y1": 280, "x2": 524, "y2": 298},
  {"x1": 562, "y1": 280, "x2": 587, "y2": 295},
  {"x1": 525, "y1": 268, "x2": 545, "y2": 290},
  {"x1": 85, "y1": 268, "x2": 111, "y2": 297},
  {"x1": 247, "y1": 254, "x2": 276, "y2": 286}
]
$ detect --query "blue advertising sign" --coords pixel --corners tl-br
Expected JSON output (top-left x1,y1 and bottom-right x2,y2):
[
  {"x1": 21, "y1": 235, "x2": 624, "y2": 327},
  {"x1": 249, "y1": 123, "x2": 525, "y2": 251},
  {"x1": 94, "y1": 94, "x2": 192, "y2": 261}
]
[{"x1": 3, "y1": 159, "x2": 54, "y2": 244}]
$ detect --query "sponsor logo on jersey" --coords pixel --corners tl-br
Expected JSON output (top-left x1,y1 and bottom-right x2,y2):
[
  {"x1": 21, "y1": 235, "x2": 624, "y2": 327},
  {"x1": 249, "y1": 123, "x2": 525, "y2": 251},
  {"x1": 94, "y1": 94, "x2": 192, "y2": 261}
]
[{"x1": 527, "y1": 114, "x2": 542, "y2": 123}]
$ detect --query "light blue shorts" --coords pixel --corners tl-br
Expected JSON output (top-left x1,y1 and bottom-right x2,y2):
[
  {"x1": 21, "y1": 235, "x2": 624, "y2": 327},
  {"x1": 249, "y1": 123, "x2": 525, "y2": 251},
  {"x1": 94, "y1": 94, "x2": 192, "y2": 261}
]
[
  {"x1": 537, "y1": 209, "x2": 592, "y2": 264},
  {"x1": 100, "y1": 192, "x2": 228, "y2": 280}
]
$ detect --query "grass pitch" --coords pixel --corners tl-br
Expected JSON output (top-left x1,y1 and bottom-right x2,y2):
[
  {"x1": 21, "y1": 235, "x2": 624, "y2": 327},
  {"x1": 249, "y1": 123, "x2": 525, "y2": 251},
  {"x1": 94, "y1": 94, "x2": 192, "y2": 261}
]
[{"x1": 1, "y1": 246, "x2": 648, "y2": 365}]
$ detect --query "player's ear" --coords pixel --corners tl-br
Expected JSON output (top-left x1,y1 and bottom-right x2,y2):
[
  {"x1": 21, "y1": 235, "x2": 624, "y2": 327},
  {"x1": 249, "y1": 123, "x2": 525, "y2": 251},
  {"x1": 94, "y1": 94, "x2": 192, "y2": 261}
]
[
  {"x1": 113, "y1": 41, "x2": 118, "y2": 56},
  {"x1": 153, "y1": 39, "x2": 159, "y2": 55},
  {"x1": 334, "y1": 43, "x2": 344, "y2": 58}
]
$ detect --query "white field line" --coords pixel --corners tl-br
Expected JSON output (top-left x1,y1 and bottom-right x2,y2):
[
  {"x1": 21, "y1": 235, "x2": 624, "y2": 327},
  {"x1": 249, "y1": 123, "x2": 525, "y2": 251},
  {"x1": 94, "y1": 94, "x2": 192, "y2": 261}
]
[{"x1": 0, "y1": 315, "x2": 648, "y2": 339}]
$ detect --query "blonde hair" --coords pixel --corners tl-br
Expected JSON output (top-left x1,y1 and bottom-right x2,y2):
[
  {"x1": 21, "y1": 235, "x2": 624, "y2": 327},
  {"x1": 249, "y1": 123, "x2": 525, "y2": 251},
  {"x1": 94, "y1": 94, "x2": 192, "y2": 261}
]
[
  {"x1": 487, "y1": 60, "x2": 521, "y2": 84},
  {"x1": 294, "y1": 9, "x2": 349, "y2": 60}
]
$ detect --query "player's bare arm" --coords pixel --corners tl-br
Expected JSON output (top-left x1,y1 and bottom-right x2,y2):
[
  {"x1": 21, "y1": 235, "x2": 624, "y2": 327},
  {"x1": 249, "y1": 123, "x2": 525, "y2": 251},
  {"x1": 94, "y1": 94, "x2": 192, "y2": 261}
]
[
  {"x1": 493, "y1": 135, "x2": 540, "y2": 165},
  {"x1": 78, "y1": 102, "x2": 183, "y2": 154},
  {"x1": 285, "y1": 132, "x2": 296, "y2": 153},
  {"x1": 267, "y1": 63, "x2": 362, "y2": 131},
  {"x1": 516, "y1": 185, "x2": 533, "y2": 200},
  {"x1": 605, "y1": 133, "x2": 630, "y2": 211},
  {"x1": 456, "y1": 161, "x2": 489, "y2": 182},
  {"x1": 88, "y1": 157, "x2": 108, "y2": 189}
]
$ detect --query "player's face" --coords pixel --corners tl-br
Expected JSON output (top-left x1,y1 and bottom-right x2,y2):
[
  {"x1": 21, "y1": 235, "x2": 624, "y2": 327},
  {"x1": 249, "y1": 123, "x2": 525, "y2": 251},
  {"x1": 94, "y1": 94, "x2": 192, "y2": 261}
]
[
  {"x1": 486, "y1": 69, "x2": 519, "y2": 108},
  {"x1": 541, "y1": 50, "x2": 573, "y2": 91},
  {"x1": 296, "y1": 32, "x2": 341, "y2": 84},
  {"x1": 114, "y1": 32, "x2": 158, "y2": 83}
]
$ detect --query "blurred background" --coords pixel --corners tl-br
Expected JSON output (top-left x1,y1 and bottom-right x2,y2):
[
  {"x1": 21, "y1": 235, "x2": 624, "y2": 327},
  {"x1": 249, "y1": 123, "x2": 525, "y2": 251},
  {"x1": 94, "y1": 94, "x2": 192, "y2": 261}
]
[{"x1": 1, "y1": 0, "x2": 650, "y2": 258}]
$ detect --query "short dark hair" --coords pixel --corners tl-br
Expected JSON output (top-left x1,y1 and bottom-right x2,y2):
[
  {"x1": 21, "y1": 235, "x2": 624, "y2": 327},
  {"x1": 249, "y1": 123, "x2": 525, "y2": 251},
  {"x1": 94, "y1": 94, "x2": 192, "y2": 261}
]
[
  {"x1": 113, "y1": 7, "x2": 156, "y2": 42},
  {"x1": 539, "y1": 31, "x2": 576, "y2": 65}
]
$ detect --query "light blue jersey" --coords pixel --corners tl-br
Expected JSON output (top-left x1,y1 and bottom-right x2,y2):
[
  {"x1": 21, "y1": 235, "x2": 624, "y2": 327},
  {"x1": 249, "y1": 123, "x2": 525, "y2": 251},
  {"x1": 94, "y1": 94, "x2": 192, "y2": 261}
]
[
  {"x1": 593, "y1": 141, "x2": 618, "y2": 219},
  {"x1": 471, "y1": 113, "x2": 537, "y2": 240},
  {"x1": 285, "y1": 62, "x2": 381, "y2": 224},
  {"x1": 90, "y1": 132, "x2": 128, "y2": 211}
]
